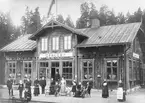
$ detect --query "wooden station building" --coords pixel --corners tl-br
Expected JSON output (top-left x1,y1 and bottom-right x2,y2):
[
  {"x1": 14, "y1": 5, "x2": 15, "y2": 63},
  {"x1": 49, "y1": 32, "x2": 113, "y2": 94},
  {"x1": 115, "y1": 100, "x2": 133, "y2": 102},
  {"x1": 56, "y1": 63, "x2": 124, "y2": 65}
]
[{"x1": 1, "y1": 18, "x2": 145, "y2": 90}]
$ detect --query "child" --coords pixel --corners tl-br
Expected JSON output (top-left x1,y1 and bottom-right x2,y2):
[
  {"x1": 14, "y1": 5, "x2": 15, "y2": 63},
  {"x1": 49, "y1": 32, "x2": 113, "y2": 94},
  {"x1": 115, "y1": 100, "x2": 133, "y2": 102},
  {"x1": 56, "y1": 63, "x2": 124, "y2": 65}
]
[
  {"x1": 54, "y1": 82, "x2": 60, "y2": 97},
  {"x1": 18, "y1": 80, "x2": 24, "y2": 99},
  {"x1": 71, "y1": 81, "x2": 76, "y2": 96},
  {"x1": 24, "y1": 88, "x2": 32, "y2": 102}
]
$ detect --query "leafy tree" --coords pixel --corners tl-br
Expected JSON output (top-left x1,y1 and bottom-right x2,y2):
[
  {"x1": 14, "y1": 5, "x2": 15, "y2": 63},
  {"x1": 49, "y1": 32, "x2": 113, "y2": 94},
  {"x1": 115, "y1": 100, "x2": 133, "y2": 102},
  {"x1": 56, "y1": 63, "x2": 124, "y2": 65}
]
[
  {"x1": 21, "y1": 6, "x2": 42, "y2": 34},
  {"x1": 116, "y1": 12, "x2": 126, "y2": 24},
  {"x1": 56, "y1": 14, "x2": 65, "y2": 24},
  {"x1": 65, "y1": 15, "x2": 74, "y2": 28}
]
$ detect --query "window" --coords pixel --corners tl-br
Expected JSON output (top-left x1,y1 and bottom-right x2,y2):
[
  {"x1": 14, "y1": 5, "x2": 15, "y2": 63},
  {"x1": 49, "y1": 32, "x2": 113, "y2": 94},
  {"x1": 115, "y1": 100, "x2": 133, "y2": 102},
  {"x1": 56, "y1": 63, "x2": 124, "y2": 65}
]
[
  {"x1": 39, "y1": 62, "x2": 49, "y2": 78},
  {"x1": 52, "y1": 37, "x2": 59, "y2": 51},
  {"x1": 64, "y1": 36, "x2": 71, "y2": 50},
  {"x1": 82, "y1": 60, "x2": 93, "y2": 80},
  {"x1": 106, "y1": 59, "x2": 118, "y2": 80},
  {"x1": 62, "y1": 61, "x2": 72, "y2": 79},
  {"x1": 8, "y1": 61, "x2": 16, "y2": 78},
  {"x1": 23, "y1": 61, "x2": 32, "y2": 77},
  {"x1": 41, "y1": 38, "x2": 48, "y2": 51}
]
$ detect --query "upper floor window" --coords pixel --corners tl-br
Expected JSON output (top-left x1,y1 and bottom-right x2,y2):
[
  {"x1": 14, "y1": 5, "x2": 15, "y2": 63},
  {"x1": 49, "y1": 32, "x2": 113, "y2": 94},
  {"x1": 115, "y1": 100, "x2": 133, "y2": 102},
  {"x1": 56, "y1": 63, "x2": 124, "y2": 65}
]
[
  {"x1": 52, "y1": 37, "x2": 59, "y2": 51},
  {"x1": 64, "y1": 36, "x2": 71, "y2": 50},
  {"x1": 41, "y1": 38, "x2": 48, "y2": 51}
]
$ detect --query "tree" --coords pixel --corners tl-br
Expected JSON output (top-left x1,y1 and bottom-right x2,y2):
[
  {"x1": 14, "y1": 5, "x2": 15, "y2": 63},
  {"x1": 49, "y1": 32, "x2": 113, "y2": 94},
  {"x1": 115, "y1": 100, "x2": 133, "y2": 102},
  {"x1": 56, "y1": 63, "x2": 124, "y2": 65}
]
[
  {"x1": 116, "y1": 12, "x2": 126, "y2": 24},
  {"x1": 76, "y1": 2, "x2": 98, "y2": 28},
  {"x1": 21, "y1": 6, "x2": 42, "y2": 34},
  {"x1": 56, "y1": 14, "x2": 65, "y2": 24},
  {"x1": 65, "y1": 15, "x2": 74, "y2": 28}
]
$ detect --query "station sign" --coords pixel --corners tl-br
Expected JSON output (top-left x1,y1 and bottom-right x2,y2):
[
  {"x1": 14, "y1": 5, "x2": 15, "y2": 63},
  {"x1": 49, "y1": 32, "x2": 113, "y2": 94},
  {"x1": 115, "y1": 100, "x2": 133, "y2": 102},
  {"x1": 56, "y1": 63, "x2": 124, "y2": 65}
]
[
  {"x1": 133, "y1": 52, "x2": 139, "y2": 59},
  {"x1": 39, "y1": 52, "x2": 73, "y2": 59}
]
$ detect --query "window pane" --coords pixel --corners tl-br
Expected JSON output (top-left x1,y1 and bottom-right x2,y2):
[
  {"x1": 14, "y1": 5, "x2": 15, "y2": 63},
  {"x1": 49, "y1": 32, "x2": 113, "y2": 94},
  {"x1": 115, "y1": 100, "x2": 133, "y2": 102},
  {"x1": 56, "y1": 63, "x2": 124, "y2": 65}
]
[
  {"x1": 13, "y1": 63, "x2": 15, "y2": 67},
  {"x1": 83, "y1": 68, "x2": 87, "y2": 79},
  {"x1": 112, "y1": 60, "x2": 117, "y2": 66},
  {"x1": 89, "y1": 61, "x2": 92, "y2": 67},
  {"x1": 29, "y1": 62, "x2": 31, "y2": 67},
  {"x1": 83, "y1": 61, "x2": 87, "y2": 66},
  {"x1": 107, "y1": 68, "x2": 111, "y2": 79},
  {"x1": 112, "y1": 67, "x2": 117, "y2": 80},
  {"x1": 107, "y1": 61, "x2": 111, "y2": 66},
  {"x1": 13, "y1": 69, "x2": 15, "y2": 73}
]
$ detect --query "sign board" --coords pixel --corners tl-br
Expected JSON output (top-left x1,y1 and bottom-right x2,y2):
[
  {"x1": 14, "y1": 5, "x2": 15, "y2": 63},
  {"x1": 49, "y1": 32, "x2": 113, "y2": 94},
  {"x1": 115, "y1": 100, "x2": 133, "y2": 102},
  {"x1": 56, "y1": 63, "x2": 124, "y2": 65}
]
[
  {"x1": 133, "y1": 53, "x2": 139, "y2": 59},
  {"x1": 39, "y1": 52, "x2": 73, "y2": 59}
]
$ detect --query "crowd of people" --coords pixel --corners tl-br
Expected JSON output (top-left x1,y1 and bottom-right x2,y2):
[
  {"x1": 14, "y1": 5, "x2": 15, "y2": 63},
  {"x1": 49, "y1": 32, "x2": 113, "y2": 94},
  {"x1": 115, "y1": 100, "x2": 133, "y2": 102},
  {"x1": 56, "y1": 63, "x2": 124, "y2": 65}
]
[{"x1": 7, "y1": 72, "x2": 126, "y2": 102}]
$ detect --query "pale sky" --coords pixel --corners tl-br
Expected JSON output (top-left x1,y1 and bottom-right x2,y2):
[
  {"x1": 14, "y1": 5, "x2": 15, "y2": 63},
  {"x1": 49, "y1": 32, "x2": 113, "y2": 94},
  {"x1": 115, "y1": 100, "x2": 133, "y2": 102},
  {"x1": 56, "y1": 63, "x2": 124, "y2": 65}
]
[{"x1": 0, "y1": 0, "x2": 145, "y2": 26}]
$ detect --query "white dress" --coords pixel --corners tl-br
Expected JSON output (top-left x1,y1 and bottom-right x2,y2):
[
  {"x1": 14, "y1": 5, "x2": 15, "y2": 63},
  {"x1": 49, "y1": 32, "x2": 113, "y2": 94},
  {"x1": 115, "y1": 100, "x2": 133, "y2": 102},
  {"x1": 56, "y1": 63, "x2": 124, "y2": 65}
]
[{"x1": 60, "y1": 79, "x2": 66, "y2": 95}]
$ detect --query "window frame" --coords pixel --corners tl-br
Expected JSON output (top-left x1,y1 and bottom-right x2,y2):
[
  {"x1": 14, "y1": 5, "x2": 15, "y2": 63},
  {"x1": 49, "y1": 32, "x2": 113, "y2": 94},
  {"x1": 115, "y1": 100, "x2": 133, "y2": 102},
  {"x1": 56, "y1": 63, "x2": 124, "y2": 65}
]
[
  {"x1": 41, "y1": 37, "x2": 48, "y2": 52},
  {"x1": 64, "y1": 35, "x2": 72, "y2": 50},
  {"x1": 23, "y1": 61, "x2": 32, "y2": 78},
  {"x1": 62, "y1": 61, "x2": 73, "y2": 80},
  {"x1": 81, "y1": 59, "x2": 94, "y2": 81},
  {"x1": 39, "y1": 61, "x2": 49, "y2": 78},
  {"x1": 8, "y1": 61, "x2": 16, "y2": 77},
  {"x1": 52, "y1": 36, "x2": 59, "y2": 51},
  {"x1": 105, "y1": 58, "x2": 118, "y2": 81}
]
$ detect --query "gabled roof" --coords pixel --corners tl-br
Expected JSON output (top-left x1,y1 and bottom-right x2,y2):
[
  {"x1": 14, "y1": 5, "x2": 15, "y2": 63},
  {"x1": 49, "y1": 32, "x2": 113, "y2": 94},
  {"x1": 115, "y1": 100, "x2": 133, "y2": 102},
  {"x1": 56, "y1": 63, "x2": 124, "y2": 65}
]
[
  {"x1": 77, "y1": 22, "x2": 141, "y2": 47},
  {"x1": 30, "y1": 19, "x2": 88, "y2": 40},
  {"x1": 0, "y1": 34, "x2": 36, "y2": 52}
]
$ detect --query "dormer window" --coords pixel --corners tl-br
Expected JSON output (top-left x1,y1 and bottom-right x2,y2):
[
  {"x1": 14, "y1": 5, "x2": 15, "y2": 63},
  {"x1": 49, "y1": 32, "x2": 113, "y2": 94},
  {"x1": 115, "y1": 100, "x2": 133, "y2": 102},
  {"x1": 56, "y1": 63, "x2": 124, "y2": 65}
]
[
  {"x1": 41, "y1": 38, "x2": 48, "y2": 52},
  {"x1": 64, "y1": 35, "x2": 71, "y2": 50},
  {"x1": 52, "y1": 37, "x2": 59, "y2": 51}
]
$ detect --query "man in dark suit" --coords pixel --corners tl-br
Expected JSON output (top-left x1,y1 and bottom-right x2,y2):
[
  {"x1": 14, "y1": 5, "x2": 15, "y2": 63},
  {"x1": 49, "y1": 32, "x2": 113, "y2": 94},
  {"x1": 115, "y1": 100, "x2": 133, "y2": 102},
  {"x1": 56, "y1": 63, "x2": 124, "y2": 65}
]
[
  {"x1": 39, "y1": 77, "x2": 46, "y2": 94},
  {"x1": 7, "y1": 77, "x2": 13, "y2": 96}
]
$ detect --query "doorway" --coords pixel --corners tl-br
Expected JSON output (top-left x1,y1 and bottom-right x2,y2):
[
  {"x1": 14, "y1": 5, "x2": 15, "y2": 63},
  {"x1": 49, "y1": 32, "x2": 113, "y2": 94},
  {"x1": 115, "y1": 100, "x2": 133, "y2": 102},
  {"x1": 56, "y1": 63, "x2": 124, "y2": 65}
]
[{"x1": 51, "y1": 62, "x2": 59, "y2": 80}]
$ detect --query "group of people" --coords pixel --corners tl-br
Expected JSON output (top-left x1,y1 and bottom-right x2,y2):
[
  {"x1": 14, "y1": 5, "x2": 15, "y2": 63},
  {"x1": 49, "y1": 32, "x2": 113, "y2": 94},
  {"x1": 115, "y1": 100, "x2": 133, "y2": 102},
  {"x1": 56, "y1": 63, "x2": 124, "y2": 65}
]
[{"x1": 7, "y1": 77, "x2": 32, "y2": 102}]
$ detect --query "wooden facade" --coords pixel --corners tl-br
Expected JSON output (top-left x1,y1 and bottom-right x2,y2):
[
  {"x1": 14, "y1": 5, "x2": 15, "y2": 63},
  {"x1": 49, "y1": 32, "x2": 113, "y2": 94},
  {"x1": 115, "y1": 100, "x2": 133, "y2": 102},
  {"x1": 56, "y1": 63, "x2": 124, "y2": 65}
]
[{"x1": 1, "y1": 19, "x2": 145, "y2": 90}]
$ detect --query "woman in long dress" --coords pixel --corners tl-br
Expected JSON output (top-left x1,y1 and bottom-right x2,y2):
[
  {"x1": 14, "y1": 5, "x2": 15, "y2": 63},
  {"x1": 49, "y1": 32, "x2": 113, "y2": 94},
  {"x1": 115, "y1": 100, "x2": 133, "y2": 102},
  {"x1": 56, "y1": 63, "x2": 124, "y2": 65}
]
[
  {"x1": 102, "y1": 79, "x2": 109, "y2": 98},
  {"x1": 60, "y1": 77, "x2": 66, "y2": 95},
  {"x1": 33, "y1": 78, "x2": 40, "y2": 96}
]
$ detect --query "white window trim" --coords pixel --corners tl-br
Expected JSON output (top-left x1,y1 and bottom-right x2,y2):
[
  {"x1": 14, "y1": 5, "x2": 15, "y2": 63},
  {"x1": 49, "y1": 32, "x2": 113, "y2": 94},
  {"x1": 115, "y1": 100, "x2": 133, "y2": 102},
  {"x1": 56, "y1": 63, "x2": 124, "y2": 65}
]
[
  {"x1": 64, "y1": 35, "x2": 71, "y2": 50},
  {"x1": 41, "y1": 38, "x2": 48, "y2": 51},
  {"x1": 52, "y1": 36, "x2": 59, "y2": 51}
]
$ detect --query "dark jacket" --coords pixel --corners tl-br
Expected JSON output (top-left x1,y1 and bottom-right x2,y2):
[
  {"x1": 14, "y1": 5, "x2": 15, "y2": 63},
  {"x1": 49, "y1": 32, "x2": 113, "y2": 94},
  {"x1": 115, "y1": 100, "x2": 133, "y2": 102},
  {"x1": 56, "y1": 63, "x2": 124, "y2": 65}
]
[
  {"x1": 55, "y1": 73, "x2": 60, "y2": 82},
  {"x1": 39, "y1": 79, "x2": 46, "y2": 87},
  {"x1": 34, "y1": 80, "x2": 39, "y2": 86},
  {"x1": 18, "y1": 84, "x2": 24, "y2": 91},
  {"x1": 7, "y1": 80, "x2": 13, "y2": 89},
  {"x1": 25, "y1": 80, "x2": 31, "y2": 88}
]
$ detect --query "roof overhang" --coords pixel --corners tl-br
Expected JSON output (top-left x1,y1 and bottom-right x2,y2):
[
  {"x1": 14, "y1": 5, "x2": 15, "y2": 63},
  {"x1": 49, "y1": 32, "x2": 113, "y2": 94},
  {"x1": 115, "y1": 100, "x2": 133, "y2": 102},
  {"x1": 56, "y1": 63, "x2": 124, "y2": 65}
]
[{"x1": 76, "y1": 42, "x2": 131, "y2": 48}]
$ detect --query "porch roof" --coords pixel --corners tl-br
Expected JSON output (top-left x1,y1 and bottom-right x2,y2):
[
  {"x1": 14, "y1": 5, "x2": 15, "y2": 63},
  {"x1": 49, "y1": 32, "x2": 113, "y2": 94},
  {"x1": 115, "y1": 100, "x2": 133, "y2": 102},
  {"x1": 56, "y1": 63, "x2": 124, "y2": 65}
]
[
  {"x1": 0, "y1": 34, "x2": 36, "y2": 52},
  {"x1": 77, "y1": 22, "x2": 141, "y2": 47}
]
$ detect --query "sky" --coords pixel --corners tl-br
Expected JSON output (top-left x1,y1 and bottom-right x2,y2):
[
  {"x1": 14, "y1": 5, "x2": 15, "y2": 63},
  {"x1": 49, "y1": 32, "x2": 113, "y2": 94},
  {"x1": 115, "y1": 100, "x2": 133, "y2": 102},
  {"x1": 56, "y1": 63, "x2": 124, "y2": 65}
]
[{"x1": 0, "y1": 0, "x2": 145, "y2": 26}]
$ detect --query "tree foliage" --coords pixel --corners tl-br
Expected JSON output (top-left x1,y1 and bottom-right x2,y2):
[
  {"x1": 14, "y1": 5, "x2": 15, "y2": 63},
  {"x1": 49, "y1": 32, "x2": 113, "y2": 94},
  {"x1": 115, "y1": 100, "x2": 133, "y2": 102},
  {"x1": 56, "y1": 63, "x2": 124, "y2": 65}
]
[{"x1": 21, "y1": 6, "x2": 42, "y2": 34}]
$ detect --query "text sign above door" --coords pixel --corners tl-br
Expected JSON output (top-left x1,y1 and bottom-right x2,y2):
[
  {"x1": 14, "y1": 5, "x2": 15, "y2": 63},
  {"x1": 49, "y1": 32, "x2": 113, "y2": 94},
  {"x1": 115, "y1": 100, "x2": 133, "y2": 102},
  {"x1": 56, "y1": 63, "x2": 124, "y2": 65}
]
[{"x1": 39, "y1": 52, "x2": 73, "y2": 59}]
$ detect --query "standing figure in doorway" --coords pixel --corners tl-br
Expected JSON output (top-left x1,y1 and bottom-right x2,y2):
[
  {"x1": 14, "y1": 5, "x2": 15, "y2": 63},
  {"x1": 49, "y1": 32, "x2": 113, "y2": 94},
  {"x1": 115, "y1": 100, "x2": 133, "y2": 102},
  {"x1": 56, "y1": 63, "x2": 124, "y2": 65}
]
[
  {"x1": 102, "y1": 79, "x2": 109, "y2": 98},
  {"x1": 55, "y1": 71, "x2": 60, "y2": 83},
  {"x1": 7, "y1": 77, "x2": 13, "y2": 97},
  {"x1": 39, "y1": 77, "x2": 46, "y2": 94},
  {"x1": 33, "y1": 78, "x2": 40, "y2": 96},
  {"x1": 18, "y1": 80, "x2": 24, "y2": 99},
  {"x1": 60, "y1": 77, "x2": 66, "y2": 95}
]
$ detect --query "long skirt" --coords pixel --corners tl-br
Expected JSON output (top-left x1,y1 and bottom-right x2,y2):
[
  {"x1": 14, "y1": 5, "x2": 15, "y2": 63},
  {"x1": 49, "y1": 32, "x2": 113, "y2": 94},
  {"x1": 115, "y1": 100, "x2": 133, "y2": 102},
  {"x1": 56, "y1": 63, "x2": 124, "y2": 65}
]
[
  {"x1": 102, "y1": 88, "x2": 109, "y2": 98},
  {"x1": 34, "y1": 86, "x2": 40, "y2": 96}
]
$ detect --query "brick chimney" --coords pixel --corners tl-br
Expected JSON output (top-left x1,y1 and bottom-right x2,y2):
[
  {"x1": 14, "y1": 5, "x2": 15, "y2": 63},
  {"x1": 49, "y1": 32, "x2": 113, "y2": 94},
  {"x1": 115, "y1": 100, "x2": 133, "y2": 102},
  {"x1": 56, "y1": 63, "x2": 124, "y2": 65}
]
[{"x1": 90, "y1": 18, "x2": 100, "y2": 28}]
